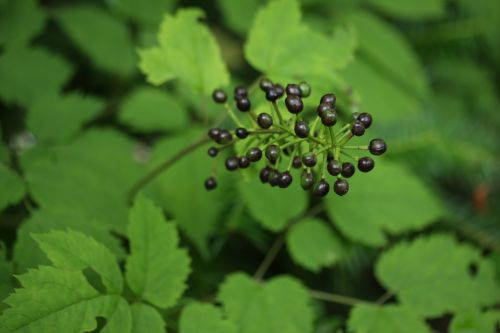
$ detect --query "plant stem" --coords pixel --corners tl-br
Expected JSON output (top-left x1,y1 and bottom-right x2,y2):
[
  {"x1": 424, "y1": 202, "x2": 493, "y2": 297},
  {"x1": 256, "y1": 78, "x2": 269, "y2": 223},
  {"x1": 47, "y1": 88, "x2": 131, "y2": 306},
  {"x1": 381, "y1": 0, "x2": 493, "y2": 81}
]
[
  {"x1": 376, "y1": 291, "x2": 393, "y2": 305},
  {"x1": 254, "y1": 234, "x2": 285, "y2": 281},
  {"x1": 224, "y1": 103, "x2": 244, "y2": 128},
  {"x1": 343, "y1": 145, "x2": 368, "y2": 150},
  {"x1": 271, "y1": 101, "x2": 284, "y2": 124},
  {"x1": 309, "y1": 289, "x2": 374, "y2": 307}
]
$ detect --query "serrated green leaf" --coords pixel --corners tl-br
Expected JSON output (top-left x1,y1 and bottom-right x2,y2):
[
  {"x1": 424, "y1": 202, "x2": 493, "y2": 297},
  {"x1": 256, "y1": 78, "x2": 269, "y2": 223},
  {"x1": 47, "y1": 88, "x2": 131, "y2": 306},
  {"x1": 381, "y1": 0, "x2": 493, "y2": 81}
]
[
  {"x1": 119, "y1": 87, "x2": 187, "y2": 132},
  {"x1": 180, "y1": 302, "x2": 237, "y2": 333},
  {"x1": 376, "y1": 234, "x2": 500, "y2": 317},
  {"x1": 364, "y1": 0, "x2": 446, "y2": 21},
  {"x1": 0, "y1": 164, "x2": 25, "y2": 212},
  {"x1": 217, "y1": 273, "x2": 314, "y2": 333},
  {"x1": 105, "y1": 0, "x2": 176, "y2": 27},
  {"x1": 348, "y1": 304, "x2": 431, "y2": 333},
  {"x1": 0, "y1": 266, "x2": 130, "y2": 333},
  {"x1": 0, "y1": 0, "x2": 46, "y2": 48},
  {"x1": 239, "y1": 176, "x2": 307, "y2": 231},
  {"x1": 33, "y1": 230, "x2": 123, "y2": 294},
  {"x1": 54, "y1": 5, "x2": 135, "y2": 75},
  {"x1": 27, "y1": 92, "x2": 104, "y2": 143},
  {"x1": 126, "y1": 195, "x2": 190, "y2": 309},
  {"x1": 139, "y1": 8, "x2": 229, "y2": 95},
  {"x1": 131, "y1": 303, "x2": 166, "y2": 333},
  {"x1": 0, "y1": 47, "x2": 72, "y2": 106},
  {"x1": 328, "y1": 160, "x2": 443, "y2": 247},
  {"x1": 450, "y1": 309, "x2": 500, "y2": 333},
  {"x1": 287, "y1": 218, "x2": 345, "y2": 272}
]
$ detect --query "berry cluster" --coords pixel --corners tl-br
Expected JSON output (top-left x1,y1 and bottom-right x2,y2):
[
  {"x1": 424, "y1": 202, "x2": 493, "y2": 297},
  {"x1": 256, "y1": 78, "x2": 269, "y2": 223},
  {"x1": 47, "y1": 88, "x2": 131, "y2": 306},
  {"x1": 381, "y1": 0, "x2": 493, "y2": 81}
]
[{"x1": 205, "y1": 79, "x2": 387, "y2": 196}]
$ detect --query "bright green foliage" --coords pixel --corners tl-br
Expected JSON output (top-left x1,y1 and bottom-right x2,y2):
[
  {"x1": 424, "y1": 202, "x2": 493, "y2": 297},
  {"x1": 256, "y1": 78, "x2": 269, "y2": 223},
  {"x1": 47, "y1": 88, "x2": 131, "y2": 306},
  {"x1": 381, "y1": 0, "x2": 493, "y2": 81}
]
[
  {"x1": 245, "y1": 0, "x2": 356, "y2": 79},
  {"x1": 376, "y1": 234, "x2": 500, "y2": 317},
  {"x1": 218, "y1": 0, "x2": 263, "y2": 35},
  {"x1": 450, "y1": 309, "x2": 500, "y2": 333},
  {"x1": 180, "y1": 302, "x2": 237, "y2": 333},
  {"x1": 364, "y1": 0, "x2": 446, "y2": 21},
  {"x1": 105, "y1": 0, "x2": 176, "y2": 27},
  {"x1": 126, "y1": 195, "x2": 190, "y2": 308},
  {"x1": 286, "y1": 218, "x2": 344, "y2": 272},
  {"x1": 0, "y1": 47, "x2": 72, "y2": 106},
  {"x1": 328, "y1": 161, "x2": 443, "y2": 247},
  {"x1": 119, "y1": 87, "x2": 187, "y2": 131},
  {"x1": 239, "y1": 177, "x2": 307, "y2": 231},
  {"x1": 348, "y1": 304, "x2": 431, "y2": 333},
  {"x1": 33, "y1": 230, "x2": 123, "y2": 294},
  {"x1": 0, "y1": 164, "x2": 25, "y2": 211},
  {"x1": 0, "y1": 266, "x2": 130, "y2": 333},
  {"x1": 131, "y1": 303, "x2": 165, "y2": 333},
  {"x1": 217, "y1": 273, "x2": 314, "y2": 333},
  {"x1": 0, "y1": 0, "x2": 46, "y2": 48},
  {"x1": 27, "y1": 93, "x2": 104, "y2": 143},
  {"x1": 139, "y1": 8, "x2": 229, "y2": 95},
  {"x1": 54, "y1": 6, "x2": 135, "y2": 75}
]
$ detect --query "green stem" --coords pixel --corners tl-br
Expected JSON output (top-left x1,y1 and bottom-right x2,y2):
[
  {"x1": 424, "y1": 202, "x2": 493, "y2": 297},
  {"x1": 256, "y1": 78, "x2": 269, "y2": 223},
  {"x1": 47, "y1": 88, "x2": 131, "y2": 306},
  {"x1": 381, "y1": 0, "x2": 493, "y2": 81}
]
[
  {"x1": 343, "y1": 145, "x2": 369, "y2": 150},
  {"x1": 224, "y1": 103, "x2": 244, "y2": 128},
  {"x1": 271, "y1": 101, "x2": 284, "y2": 124}
]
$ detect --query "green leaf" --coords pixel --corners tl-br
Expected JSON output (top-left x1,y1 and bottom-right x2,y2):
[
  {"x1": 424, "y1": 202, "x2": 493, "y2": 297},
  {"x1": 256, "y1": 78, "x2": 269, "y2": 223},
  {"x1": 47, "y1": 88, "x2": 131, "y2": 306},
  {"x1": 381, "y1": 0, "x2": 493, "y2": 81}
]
[
  {"x1": 27, "y1": 92, "x2": 104, "y2": 143},
  {"x1": 376, "y1": 234, "x2": 500, "y2": 317},
  {"x1": 126, "y1": 195, "x2": 190, "y2": 309},
  {"x1": 0, "y1": 47, "x2": 72, "y2": 106},
  {"x1": 139, "y1": 8, "x2": 229, "y2": 95},
  {"x1": 217, "y1": 0, "x2": 262, "y2": 35},
  {"x1": 106, "y1": 0, "x2": 176, "y2": 27},
  {"x1": 0, "y1": 164, "x2": 25, "y2": 211},
  {"x1": 450, "y1": 309, "x2": 500, "y2": 333},
  {"x1": 54, "y1": 5, "x2": 135, "y2": 75},
  {"x1": 328, "y1": 160, "x2": 443, "y2": 247},
  {"x1": 119, "y1": 87, "x2": 187, "y2": 132},
  {"x1": 348, "y1": 304, "x2": 431, "y2": 333},
  {"x1": 0, "y1": 242, "x2": 13, "y2": 312},
  {"x1": 0, "y1": 0, "x2": 46, "y2": 48},
  {"x1": 239, "y1": 176, "x2": 307, "y2": 231},
  {"x1": 0, "y1": 266, "x2": 130, "y2": 332},
  {"x1": 217, "y1": 273, "x2": 314, "y2": 333},
  {"x1": 33, "y1": 230, "x2": 123, "y2": 294},
  {"x1": 131, "y1": 303, "x2": 166, "y2": 333},
  {"x1": 364, "y1": 0, "x2": 446, "y2": 21},
  {"x1": 286, "y1": 218, "x2": 345, "y2": 272},
  {"x1": 180, "y1": 302, "x2": 237, "y2": 333}
]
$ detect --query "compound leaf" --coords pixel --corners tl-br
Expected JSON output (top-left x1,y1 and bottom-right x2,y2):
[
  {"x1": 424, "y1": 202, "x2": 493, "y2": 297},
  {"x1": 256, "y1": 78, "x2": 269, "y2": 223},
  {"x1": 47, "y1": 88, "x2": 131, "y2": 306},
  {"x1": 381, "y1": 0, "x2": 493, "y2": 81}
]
[{"x1": 131, "y1": 303, "x2": 166, "y2": 333}]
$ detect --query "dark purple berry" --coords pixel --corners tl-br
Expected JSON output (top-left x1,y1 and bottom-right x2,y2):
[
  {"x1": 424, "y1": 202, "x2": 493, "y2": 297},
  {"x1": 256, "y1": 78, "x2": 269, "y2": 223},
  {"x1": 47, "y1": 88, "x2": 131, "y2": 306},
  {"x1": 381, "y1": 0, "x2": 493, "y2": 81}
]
[
  {"x1": 298, "y1": 82, "x2": 311, "y2": 97},
  {"x1": 292, "y1": 156, "x2": 302, "y2": 168},
  {"x1": 265, "y1": 144, "x2": 280, "y2": 164},
  {"x1": 225, "y1": 156, "x2": 239, "y2": 171},
  {"x1": 327, "y1": 151, "x2": 334, "y2": 161},
  {"x1": 257, "y1": 113, "x2": 273, "y2": 129},
  {"x1": 302, "y1": 153, "x2": 317, "y2": 167},
  {"x1": 341, "y1": 162, "x2": 355, "y2": 178},
  {"x1": 351, "y1": 121, "x2": 365, "y2": 136},
  {"x1": 212, "y1": 89, "x2": 227, "y2": 104},
  {"x1": 301, "y1": 170, "x2": 315, "y2": 190},
  {"x1": 217, "y1": 129, "x2": 232, "y2": 144},
  {"x1": 334, "y1": 178, "x2": 349, "y2": 196},
  {"x1": 320, "y1": 93, "x2": 336, "y2": 105},
  {"x1": 357, "y1": 113, "x2": 372, "y2": 129},
  {"x1": 238, "y1": 156, "x2": 250, "y2": 168},
  {"x1": 208, "y1": 147, "x2": 218, "y2": 157},
  {"x1": 235, "y1": 127, "x2": 249, "y2": 139},
  {"x1": 265, "y1": 87, "x2": 279, "y2": 102},
  {"x1": 358, "y1": 156, "x2": 375, "y2": 172},
  {"x1": 260, "y1": 78, "x2": 273, "y2": 92},
  {"x1": 316, "y1": 102, "x2": 333, "y2": 117},
  {"x1": 260, "y1": 167, "x2": 272, "y2": 183},
  {"x1": 321, "y1": 111, "x2": 337, "y2": 127},
  {"x1": 236, "y1": 97, "x2": 251, "y2": 111},
  {"x1": 369, "y1": 138, "x2": 387, "y2": 156},
  {"x1": 285, "y1": 95, "x2": 303, "y2": 114},
  {"x1": 286, "y1": 83, "x2": 301, "y2": 96},
  {"x1": 234, "y1": 86, "x2": 247, "y2": 99},
  {"x1": 274, "y1": 84, "x2": 284, "y2": 98},
  {"x1": 205, "y1": 177, "x2": 217, "y2": 190},
  {"x1": 246, "y1": 147, "x2": 262, "y2": 162},
  {"x1": 327, "y1": 160, "x2": 342, "y2": 176},
  {"x1": 294, "y1": 120, "x2": 309, "y2": 138},
  {"x1": 313, "y1": 179, "x2": 330, "y2": 197},
  {"x1": 208, "y1": 128, "x2": 220, "y2": 140},
  {"x1": 278, "y1": 171, "x2": 293, "y2": 188},
  {"x1": 268, "y1": 170, "x2": 280, "y2": 187}
]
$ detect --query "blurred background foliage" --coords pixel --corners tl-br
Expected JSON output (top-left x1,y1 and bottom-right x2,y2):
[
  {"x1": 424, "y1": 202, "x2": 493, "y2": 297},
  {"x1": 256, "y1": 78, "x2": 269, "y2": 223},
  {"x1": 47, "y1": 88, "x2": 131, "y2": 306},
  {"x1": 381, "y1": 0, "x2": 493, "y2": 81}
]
[{"x1": 0, "y1": 0, "x2": 499, "y2": 332}]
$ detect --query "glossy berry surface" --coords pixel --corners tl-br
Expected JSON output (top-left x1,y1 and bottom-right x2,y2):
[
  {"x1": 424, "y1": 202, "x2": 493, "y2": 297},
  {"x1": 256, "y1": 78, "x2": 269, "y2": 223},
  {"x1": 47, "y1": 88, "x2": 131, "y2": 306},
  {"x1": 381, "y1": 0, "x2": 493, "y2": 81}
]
[
  {"x1": 257, "y1": 113, "x2": 273, "y2": 129},
  {"x1": 217, "y1": 130, "x2": 232, "y2": 144},
  {"x1": 236, "y1": 97, "x2": 251, "y2": 112},
  {"x1": 260, "y1": 78, "x2": 273, "y2": 92},
  {"x1": 300, "y1": 171, "x2": 315, "y2": 190},
  {"x1": 225, "y1": 156, "x2": 239, "y2": 171},
  {"x1": 278, "y1": 171, "x2": 293, "y2": 188},
  {"x1": 302, "y1": 153, "x2": 317, "y2": 167},
  {"x1": 234, "y1": 86, "x2": 247, "y2": 99},
  {"x1": 238, "y1": 156, "x2": 250, "y2": 168},
  {"x1": 369, "y1": 138, "x2": 387, "y2": 156},
  {"x1": 268, "y1": 170, "x2": 280, "y2": 187},
  {"x1": 298, "y1": 81, "x2": 311, "y2": 97},
  {"x1": 334, "y1": 178, "x2": 349, "y2": 196},
  {"x1": 208, "y1": 128, "x2": 220, "y2": 140},
  {"x1": 294, "y1": 120, "x2": 309, "y2": 138},
  {"x1": 265, "y1": 144, "x2": 280, "y2": 164},
  {"x1": 292, "y1": 156, "x2": 302, "y2": 168},
  {"x1": 358, "y1": 113, "x2": 372, "y2": 129},
  {"x1": 265, "y1": 87, "x2": 279, "y2": 101},
  {"x1": 246, "y1": 147, "x2": 262, "y2": 162},
  {"x1": 358, "y1": 156, "x2": 375, "y2": 172},
  {"x1": 321, "y1": 111, "x2": 337, "y2": 127},
  {"x1": 204, "y1": 177, "x2": 217, "y2": 190},
  {"x1": 327, "y1": 160, "x2": 342, "y2": 176},
  {"x1": 341, "y1": 162, "x2": 355, "y2": 178},
  {"x1": 212, "y1": 89, "x2": 227, "y2": 104},
  {"x1": 235, "y1": 127, "x2": 249, "y2": 139},
  {"x1": 260, "y1": 167, "x2": 272, "y2": 183},
  {"x1": 208, "y1": 147, "x2": 218, "y2": 157},
  {"x1": 351, "y1": 121, "x2": 365, "y2": 136},
  {"x1": 285, "y1": 95, "x2": 304, "y2": 114},
  {"x1": 274, "y1": 84, "x2": 285, "y2": 98},
  {"x1": 320, "y1": 93, "x2": 336, "y2": 105},
  {"x1": 316, "y1": 103, "x2": 333, "y2": 117},
  {"x1": 313, "y1": 179, "x2": 330, "y2": 197},
  {"x1": 286, "y1": 84, "x2": 301, "y2": 96}
]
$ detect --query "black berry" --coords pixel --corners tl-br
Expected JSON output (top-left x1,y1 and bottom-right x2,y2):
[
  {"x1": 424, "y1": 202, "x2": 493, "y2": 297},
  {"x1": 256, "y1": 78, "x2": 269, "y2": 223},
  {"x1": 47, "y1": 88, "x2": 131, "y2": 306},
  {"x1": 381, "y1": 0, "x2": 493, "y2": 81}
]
[
  {"x1": 341, "y1": 162, "x2": 355, "y2": 178},
  {"x1": 268, "y1": 170, "x2": 280, "y2": 187},
  {"x1": 358, "y1": 156, "x2": 374, "y2": 172},
  {"x1": 238, "y1": 156, "x2": 250, "y2": 168},
  {"x1": 294, "y1": 120, "x2": 309, "y2": 138},
  {"x1": 321, "y1": 111, "x2": 337, "y2": 127},
  {"x1": 285, "y1": 95, "x2": 304, "y2": 114},
  {"x1": 217, "y1": 129, "x2": 232, "y2": 144},
  {"x1": 260, "y1": 78, "x2": 273, "y2": 92},
  {"x1": 317, "y1": 102, "x2": 333, "y2": 117},
  {"x1": 236, "y1": 97, "x2": 251, "y2": 112},
  {"x1": 204, "y1": 177, "x2": 217, "y2": 190},
  {"x1": 327, "y1": 160, "x2": 342, "y2": 176},
  {"x1": 369, "y1": 138, "x2": 387, "y2": 156},
  {"x1": 208, "y1": 147, "x2": 218, "y2": 157},
  {"x1": 278, "y1": 171, "x2": 293, "y2": 188},
  {"x1": 357, "y1": 113, "x2": 372, "y2": 129},
  {"x1": 300, "y1": 170, "x2": 315, "y2": 190},
  {"x1": 333, "y1": 178, "x2": 349, "y2": 196},
  {"x1": 313, "y1": 179, "x2": 330, "y2": 197},
  {"x1": 257, "y1": 113, "x2": 273, "y2": 129},
  {"x1": 274, "y1": 84, "x2": 285, "y2": 98},
  {"x1": 286, "y1": 83, "x2": 301, "y2": 96},
  {"x1": 208, "y1": 128, "x2": 220, "y2": 140},
  {"x1": 260, "y1": 166, "x2": 272, "y2": 183},
  {"x1": 225, "y1": 156, "x2": 239, "y2": 171},
  {"x1": 235, "y1": 127, "x2": 249, "y2": 139},
  {"x1": 298, "y1": 82, "x2": 311, "y2": 97},
  {"x1": 302, "y1": 153, "x2": 317, "y2": 167},
  {"x1": 327, "y1": 151, "x2": 334, "y2": 161},
  {"x1": 265, "y1": 87, "x2": 279, "y2": 102},
  {"x1": 292, "y1": 156, "x2": 302, "y2": 168},
  {"x1": 351, "y1": 121, "x2": 365, "y2": 136},
  {"x1": 246, "y1": 147, "x2": 262, "y2": 162},
  {"x1": 320, "y1": 93, "x2": 336, "y2": 105},
  {"x1": 265, "y1": 144, "x2": 280, "y2": 164},
  {"x1": 234, "y1": 86, "x2": 247, "y2": 99},
  {"x1": 212, "y1": 89, "x2": 227, "y2": 104}
]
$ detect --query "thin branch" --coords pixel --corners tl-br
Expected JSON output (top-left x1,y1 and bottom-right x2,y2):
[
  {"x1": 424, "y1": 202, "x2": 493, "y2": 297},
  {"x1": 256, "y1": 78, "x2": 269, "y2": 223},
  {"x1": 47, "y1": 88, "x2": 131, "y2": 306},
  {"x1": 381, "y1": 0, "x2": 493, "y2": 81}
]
[
  {"x1": 310, "y1": 289, "x2": 374, "y2": 307},
  {"x1": 254, "y1": 234, "x2": 285, "y2": 281},
  {"x1": 128, "y1": 136, "x2": 211, "y2": 201},
  {"x1": 376, "y1": 291, "x2": 393, "y2": 305}
]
